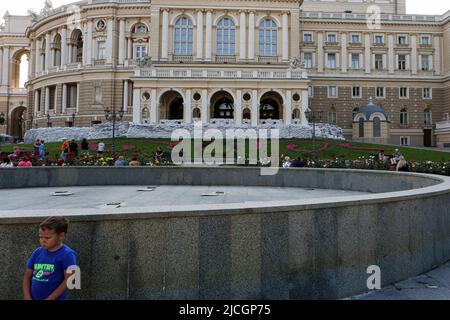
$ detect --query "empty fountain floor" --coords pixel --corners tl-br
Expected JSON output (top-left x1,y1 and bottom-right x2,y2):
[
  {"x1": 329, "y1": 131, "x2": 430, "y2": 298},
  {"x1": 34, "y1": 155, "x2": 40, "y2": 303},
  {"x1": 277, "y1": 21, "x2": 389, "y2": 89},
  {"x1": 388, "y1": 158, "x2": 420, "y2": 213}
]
[{"x1": 0, "y1": 185, "x2": 371, "y2": 210}]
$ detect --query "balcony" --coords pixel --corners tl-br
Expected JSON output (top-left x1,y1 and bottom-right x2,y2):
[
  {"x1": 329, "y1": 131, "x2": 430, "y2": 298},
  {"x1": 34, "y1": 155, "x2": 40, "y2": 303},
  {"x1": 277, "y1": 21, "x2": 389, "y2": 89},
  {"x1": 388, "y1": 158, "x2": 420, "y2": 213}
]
[
  {"x1": 134, "y1": 67, "x2": 308, "y2": 80},
  {"x1": 436, "y1": 121, "x2": 450, "y2": 130},
  {"x1": 257, "y1": 56, "x2": 280, "y2": 64},
  {"x1": 214, "y1": 55, "x2": 237, "y2": 63},
  {"x1": 172, "y1": 55, "x2": 194, "y2": 63}
]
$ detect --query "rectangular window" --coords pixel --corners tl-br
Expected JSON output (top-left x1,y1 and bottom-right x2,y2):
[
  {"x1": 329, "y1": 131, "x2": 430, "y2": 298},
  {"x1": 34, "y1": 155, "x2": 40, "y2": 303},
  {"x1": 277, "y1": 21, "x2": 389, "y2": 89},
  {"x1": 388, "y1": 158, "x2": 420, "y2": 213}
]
[
  {"x1": 351, "y1": 53, "x2": 360, "y2": 69},
  {"x1": 308, "y1": 86, "x2": 314, "y2": 97},
  {"x1": 375, "y1": 54, "x2": 383, "y2": 70},
  {"x1": 352, "y1": 86, "x2": 361, "y2": 98},
  {"x1": 327, "y1": 53, "x2": 336, "y2": 69},
  {"x1": 49, "y1": 86, "x2": 56, "y2": 110},
  {"x1": 376, "y1": 87, "x2": 385, "y2": 98},
  {"x1": 351, "y1": 34, "x2": 361, "y2": 43},
  {"x1": 94, "y1": 87, "x2": 102, "y2": 104},
  {"x1": 36, "y1": 90, "x2": 41, "y2": 112},
  {"x1": 304, "y1": 34, "x2": 313, "y2": 43},
  {"x1": 327, "y1": 34, "x2": 337, "y2": 43},
  {"x1": 421, "y1": 55, "x2": 430, "y2": 71},
  {"x1": 423, "y1": 88, "x2": 432, "y2": 99},
  {"x1": 398, "y1": 55, "x2": 406, "y2": 70},
  {"x1": 375, "y1": 35, "x2": 384, "y2": 44},
  {"x1": 135, "y1": 45, "x2": 148, "y2": 59},
  {"x1": 420, "y1": 36, "x2": 430, "y2": 45},
  {"x1": 67, "y1": 84, "x2": 77, "y2": 108},
  {"x1": 399, "y1": 87, "x2": 408, "y2": 99},
  {"x1": 398, "y1": 36, "x2": 407, "y2": 45},
  {"x1": 97, "y1": 41, "x2": 106, "y2": 60},
  {"x1": 328, "y1": 86, "x2": 337, "y2": 98},
  {"x1": 400, "y1": 137, "x2": 410, "y2": 146},
  {"x1": 304, "y1": 52, "x2": 313, "y2": 69}
]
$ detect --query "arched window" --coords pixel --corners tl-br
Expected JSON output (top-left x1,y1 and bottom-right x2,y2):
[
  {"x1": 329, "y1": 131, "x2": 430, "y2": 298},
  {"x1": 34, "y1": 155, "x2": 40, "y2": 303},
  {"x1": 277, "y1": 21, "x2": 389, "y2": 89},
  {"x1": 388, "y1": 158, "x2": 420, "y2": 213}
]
[
  {"x1": 328, "y1": 107, "x2": 337, "y2": 124},
  {"x1": 352, "y1": 107, "x2": 359, "y2": 120},
  {"x1": 373, "y1": 117, "x2": 381, "y2": 137},
  {"x1": 259, "y1": 18, "x2": 277, "y2": 57},
  {"x1": 174, "y1": 17, "x2": 193, "y2": 56},
  {"x1": 41, "y1": 40, "x2": 46, "y2": 70},
  {"x1": 216, "y1": 17, "x2": 236, "y2": 56},
  {"x1": 359, "y1": 118, "x2": 365, "y2": 138},
  {"x1": 71, "y1": 29, "x2": 83, "y2": 63},
  {"x1": 400, "y1": 108, "x2": 408, "y2": 125},
  {"x1": 53, "y1": 34, "x2": 62, "y2": 67},
  {"x1": 133, "y1": 24, "x2": 148, "y2": 34},
  {"x1": 193, "y1": 108, "x2": 201, "y2": 119},
  {"x1": 424, "y1": 108, "x2": 432, "y2": 125}
]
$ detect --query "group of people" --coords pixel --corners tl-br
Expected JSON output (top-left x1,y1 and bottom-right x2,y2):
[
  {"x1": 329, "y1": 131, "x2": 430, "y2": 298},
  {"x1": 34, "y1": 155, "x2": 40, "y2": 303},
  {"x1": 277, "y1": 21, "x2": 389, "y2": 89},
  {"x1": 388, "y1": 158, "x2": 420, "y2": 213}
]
[
  {"x1": 377, "y1": 149, "x2": 409, "y2": 172},
  {"x1": 59, "y1": 138, "x2": 92, "y2": 161}
]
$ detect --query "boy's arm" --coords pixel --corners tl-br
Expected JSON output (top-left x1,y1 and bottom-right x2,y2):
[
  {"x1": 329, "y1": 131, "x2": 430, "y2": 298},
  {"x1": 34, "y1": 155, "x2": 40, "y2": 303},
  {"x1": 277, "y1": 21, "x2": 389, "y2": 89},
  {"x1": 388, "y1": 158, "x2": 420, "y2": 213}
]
[
  {"x1": 45, "y1": 271, "x2": 72, "y2": 301},
  {"x1": 23, "y1": 268, "x2": 34, "y2": 300}
]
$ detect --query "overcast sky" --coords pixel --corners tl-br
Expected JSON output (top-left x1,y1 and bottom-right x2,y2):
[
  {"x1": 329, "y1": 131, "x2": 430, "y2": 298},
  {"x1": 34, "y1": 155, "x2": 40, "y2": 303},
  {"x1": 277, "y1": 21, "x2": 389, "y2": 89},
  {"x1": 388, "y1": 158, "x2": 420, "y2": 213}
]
[{"x1": 1, "y1": 0, "x2": 449, "y2": 21}]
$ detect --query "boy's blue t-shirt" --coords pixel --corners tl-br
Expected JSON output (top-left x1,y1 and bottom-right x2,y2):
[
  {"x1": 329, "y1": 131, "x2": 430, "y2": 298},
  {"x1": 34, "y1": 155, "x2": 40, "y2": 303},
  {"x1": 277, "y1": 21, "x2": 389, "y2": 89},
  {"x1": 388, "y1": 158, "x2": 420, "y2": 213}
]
[{"x1": 26, "y1": 244, "x2": 77, "y2": 301}]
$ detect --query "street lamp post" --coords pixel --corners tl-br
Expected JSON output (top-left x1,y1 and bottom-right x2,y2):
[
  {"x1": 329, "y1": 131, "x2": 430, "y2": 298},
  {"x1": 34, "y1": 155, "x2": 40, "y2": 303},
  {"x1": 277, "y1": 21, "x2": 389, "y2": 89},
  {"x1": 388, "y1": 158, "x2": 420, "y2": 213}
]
[
  {"x1": 72, "y1": 113, "x2": 76, "y2": 127},
  {"x1": 305, "y1": 108, "x2": 323, "y2": 160},
  {"x1": 104, "y1": 106, "x2": 125, "y2": 155}
]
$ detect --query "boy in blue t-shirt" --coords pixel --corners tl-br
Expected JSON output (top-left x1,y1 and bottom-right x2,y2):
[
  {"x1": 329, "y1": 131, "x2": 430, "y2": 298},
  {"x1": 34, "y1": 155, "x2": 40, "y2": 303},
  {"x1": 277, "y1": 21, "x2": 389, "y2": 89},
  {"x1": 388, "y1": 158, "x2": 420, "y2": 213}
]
[{"x1": 23, "y1": 216, "x2": 78, "y2": 300}]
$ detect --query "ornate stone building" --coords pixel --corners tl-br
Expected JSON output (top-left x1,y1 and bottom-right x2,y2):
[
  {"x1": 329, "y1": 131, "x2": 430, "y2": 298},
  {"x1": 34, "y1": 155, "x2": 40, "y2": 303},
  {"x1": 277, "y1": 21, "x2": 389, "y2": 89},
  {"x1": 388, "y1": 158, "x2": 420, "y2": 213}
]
[{"x1": 0, "y1": 0, "x2": 449, "y2": 147}]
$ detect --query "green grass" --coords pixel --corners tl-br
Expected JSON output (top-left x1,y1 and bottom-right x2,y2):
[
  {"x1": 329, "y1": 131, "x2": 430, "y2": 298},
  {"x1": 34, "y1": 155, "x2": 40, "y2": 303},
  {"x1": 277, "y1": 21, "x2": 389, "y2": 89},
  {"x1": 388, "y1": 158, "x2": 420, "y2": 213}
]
[{"x1": 1, "y1": 138, "x2": 449, "y2": 162}]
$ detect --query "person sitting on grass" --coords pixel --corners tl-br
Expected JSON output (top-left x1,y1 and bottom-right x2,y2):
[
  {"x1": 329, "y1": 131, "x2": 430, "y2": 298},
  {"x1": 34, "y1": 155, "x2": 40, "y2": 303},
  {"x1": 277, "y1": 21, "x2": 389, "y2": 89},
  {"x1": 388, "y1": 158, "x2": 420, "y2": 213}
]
[
  {"x1": 18, "y1": 157, "x2": 32, "y2": 167},
  {"x1": 129, "y1": 157, "x2": 141, "y2": 167},
  {"x1": 114, "y1": 155, "x2": 128, "y2": 167},
  {"x1": 23, "y1": 216, "x2": 77, "y2": 301}
]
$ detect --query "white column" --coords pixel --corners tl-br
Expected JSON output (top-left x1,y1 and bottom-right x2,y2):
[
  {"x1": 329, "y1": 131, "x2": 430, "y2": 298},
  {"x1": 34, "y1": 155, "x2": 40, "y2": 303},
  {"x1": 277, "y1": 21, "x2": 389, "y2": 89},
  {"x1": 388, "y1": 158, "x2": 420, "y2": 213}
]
[
  {"x1": 132, "y1": 88, "x2": 141, "y2": 124},
  {"x1": 301, "y1": 90, "x2": 309, "y2": 125},
  {"x1": 62, "y1": 84, "x2": 67, "y2": 114},
  {"x1": 388, "y1": 34, "x2": 394, "y2": 74},
  {"x1": 248, "y1": 11, "x2": 255, "y2": 60},
  {"x1": 82, "y1": 23, "x2": 88, "y2": 65},
  {"x1": 201, "y1": 89, "x2": 208, "y2": 123},
  {"x1": 150, "y1": 89, "x2": 157, "y2": 124},
  {"x1": 161, "y1": 9, "x2": 169, "y2": 60},
  {"x1": 76, "y1": 83, "x2": 80, "y2": 113},
  {"x1": 341, "y1": 33, "x2": 347, "y2": 73},
  {"x1": 86, "y1": 20, "x2": 93, "y2": 65},
  {"x1": 196, "y1": 11, "x2": 204, "y2": 60},
  {"x1": 0, "y1": 48, "x2": 3, "y2": 85},
  {"x1": 61, "y1": 28, "x2": 67, "y2": 66},
  {"x1": 106, "y1": 18, "x2": 114, "y2": 64},
  {"x1": 239, "y1": 11, "x2": 247, "y2": 60},
  {"x1": 68, "y1": 43, "x2": 73, "y2": 64},
  {"x1": 29, "y1": 41, "x2": 35, "y2": 78},
  {"x1": 127, "y1": 38, "x2": 133, "y2": 60},
  {"x1": 205, "y1": 10, "x2": 212, "y2": 61},
  {"x1": 185, "y1": 89, "x2": 192, "y2": 123},
  {"x1": 434, "y1": 36, "x2": 441, "y2": 75},
  {"x1": 235, "y1": 90, "x2": 242, "y2": 126},
  {"x1": 282, "y1": 12, "x2": 289, "y2": 61},
  {"x1": 284, "y1": 90, "x2": 292, "y2": 126},
  {"x1": 123, "y1": 80, "x2": 129, "y2": 112},
  {"x1": 2, "y1": 46, "x2": 10, "y2": 86},
  {"x1": 34, "y1": 90, "x2": 40, "y2": 116},
  {"x1": 45, "y1": 33, "x2": 51, "y2": 70},
  {"x1": 364, "y1": 33, "x2": 371, "y2": 74},
  {"x1": 118, "y1": 19, "x2": 126, "y2": 64},
  {"x1": 251, "y1": 90, "x2": 258, "y2": 127},
  {"x1": 45, "y1": 87, "x2": 50, "y2": 114},
  {"x1": 411, "y1": 34, "x2": 417, "y2": 74},
  {"x1": 317, "y1": 32, "x2": 324, "y2": 73}
]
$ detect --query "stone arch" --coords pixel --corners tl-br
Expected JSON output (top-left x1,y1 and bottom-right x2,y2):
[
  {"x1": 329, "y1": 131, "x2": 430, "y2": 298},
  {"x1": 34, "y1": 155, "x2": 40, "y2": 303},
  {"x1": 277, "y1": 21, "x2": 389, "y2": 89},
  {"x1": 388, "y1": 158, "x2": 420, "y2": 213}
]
[
  {"x1": 130, "y1": 21, "x2": 150, "y2": 33},
  {"x1": 210, "y1": 90, "x2": 235, "y2": 119},
  {"x1": 259, "y1": 91, "x2": 284, "y2": 120},
  {"x1": 159, "y1": 90, "x2": 184, "y2": 121},
  {"x1": 70, "y1": 29, "x2": 83, "y2": 63},
  {"x1": 353, "y1": 114, "x2": 367, "y2": 122},
  {"x1": 171, "y1": 13, "x2": 196, "y2": 27},
  {"x1": 9, "y1": 105, "x2": 27, "y2": 141},
  {"x1": 11, "y1": 49, "x2": 30, "y2": 89},
  {"x1": 369, "y1": 112, "x2": 387, "y2": 121},
  {"x1": 213, "y1": 14, "x2": 239, "y2": 27}
]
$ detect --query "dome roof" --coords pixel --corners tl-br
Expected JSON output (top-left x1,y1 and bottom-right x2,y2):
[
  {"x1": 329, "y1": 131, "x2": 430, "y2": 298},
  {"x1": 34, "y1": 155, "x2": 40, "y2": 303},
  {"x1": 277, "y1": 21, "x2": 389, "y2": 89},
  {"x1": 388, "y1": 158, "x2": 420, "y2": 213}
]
[{"x1": 355, "y1": 97, "x2": 389, "y2": 120}]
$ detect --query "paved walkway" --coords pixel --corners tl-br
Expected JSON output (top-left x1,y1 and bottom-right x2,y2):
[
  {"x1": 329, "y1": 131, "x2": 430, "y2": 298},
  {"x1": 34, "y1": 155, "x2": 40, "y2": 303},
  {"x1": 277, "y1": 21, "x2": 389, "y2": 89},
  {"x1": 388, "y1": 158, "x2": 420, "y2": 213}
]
[{"x1": 350, "y1": 261, "x2": 450, "y2": 300}]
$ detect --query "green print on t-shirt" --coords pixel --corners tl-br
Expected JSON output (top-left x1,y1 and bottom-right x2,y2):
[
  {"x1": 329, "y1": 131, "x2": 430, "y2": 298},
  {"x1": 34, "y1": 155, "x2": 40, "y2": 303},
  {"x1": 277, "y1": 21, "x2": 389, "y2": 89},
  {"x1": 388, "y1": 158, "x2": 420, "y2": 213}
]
[{"x1": 33, "y1": 263, "x2": 55, "y2": 281}]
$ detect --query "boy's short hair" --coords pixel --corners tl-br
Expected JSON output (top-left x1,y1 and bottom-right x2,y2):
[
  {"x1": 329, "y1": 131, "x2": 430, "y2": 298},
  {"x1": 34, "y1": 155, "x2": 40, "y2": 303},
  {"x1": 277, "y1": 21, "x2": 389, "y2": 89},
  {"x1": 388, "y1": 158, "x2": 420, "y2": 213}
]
[{"x1": 40, "y1": 217, "x2": 69, "y2": 234}]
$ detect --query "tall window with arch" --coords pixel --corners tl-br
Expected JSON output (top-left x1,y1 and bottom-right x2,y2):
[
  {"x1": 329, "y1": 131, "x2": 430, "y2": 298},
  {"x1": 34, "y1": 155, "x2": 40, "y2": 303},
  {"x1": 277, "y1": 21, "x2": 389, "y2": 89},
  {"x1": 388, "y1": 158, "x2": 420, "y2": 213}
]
[
  {"x1": 174, "y1": 17, "x2": 194, "y2": 56},
  {"x1": 328, "y1": 106, "x2": 337, "y2": 124},
  {"x1": 373, "y1": 117, "x2": 381, "y2": 138},
  {"x1": 53, "y1": 34, "x2": 62, "y2": 67},
  {"x1": 216, "y1": 17, "x2": 236, "y2": 56},
  {"x1": 12, "y1": 51, "x2": 29, "y2": 89},
  {"x1": 424, "y1": 108, "x2": 432, "y2": 125},
  {"x1": 259, "y1": 18, "x2": 277, "y2": 57},
  {"x1": 400, "y1": 108, "x2": 408, "y2": 125}
]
